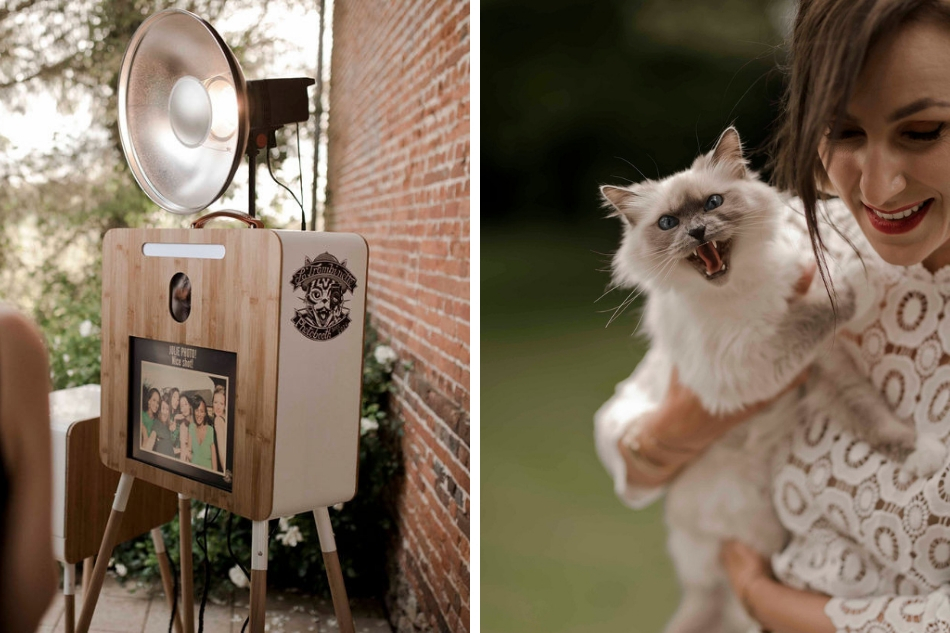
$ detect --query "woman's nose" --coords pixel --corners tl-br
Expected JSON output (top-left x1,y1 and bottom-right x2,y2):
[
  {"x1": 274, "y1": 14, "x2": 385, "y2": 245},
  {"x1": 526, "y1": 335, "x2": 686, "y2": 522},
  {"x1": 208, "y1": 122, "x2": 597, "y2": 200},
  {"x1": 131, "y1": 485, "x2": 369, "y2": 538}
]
[{"x1": 859, "y1": 143, "x2": 907, "y2": 208}]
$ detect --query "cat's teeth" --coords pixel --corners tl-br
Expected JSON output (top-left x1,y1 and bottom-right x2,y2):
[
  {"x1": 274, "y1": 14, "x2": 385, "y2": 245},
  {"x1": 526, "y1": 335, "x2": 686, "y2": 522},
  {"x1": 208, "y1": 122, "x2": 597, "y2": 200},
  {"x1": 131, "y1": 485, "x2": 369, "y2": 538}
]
[
  {"x1": 712, "y1": 240, "x2": 718, "y2": 248},
  {"x1": 705, "y1": 262, "x2": 729, "y2": 277}
]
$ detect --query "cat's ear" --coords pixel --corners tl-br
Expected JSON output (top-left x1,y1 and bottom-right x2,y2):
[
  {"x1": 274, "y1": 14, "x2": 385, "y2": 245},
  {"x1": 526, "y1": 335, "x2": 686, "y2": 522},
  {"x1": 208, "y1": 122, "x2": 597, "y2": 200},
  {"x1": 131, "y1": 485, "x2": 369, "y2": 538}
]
[
  {"x1": 710, "y1": 127, "x2": 748, "y2": 179},
  {"x1": 600, "y1": 185, "x2": 642, "y2": 225}
]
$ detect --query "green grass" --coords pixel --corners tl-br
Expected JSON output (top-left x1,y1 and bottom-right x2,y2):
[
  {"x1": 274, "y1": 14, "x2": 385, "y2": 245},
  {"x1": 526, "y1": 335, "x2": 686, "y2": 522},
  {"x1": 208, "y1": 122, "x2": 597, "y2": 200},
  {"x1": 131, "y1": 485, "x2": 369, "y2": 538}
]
[{"x1": 482, "y1": 221, "x2": 679, "y2": 632}]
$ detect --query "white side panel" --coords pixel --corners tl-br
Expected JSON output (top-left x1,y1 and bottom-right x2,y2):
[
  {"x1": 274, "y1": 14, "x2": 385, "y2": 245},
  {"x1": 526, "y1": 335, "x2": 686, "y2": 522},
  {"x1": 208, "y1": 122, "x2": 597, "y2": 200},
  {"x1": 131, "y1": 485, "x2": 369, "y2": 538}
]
[
  {"x1": 49, "y1": 384, "x2": 101, "y2": 562},
  {"x1": 270, "y1": 231, "x2": 368, "y2": 518}
]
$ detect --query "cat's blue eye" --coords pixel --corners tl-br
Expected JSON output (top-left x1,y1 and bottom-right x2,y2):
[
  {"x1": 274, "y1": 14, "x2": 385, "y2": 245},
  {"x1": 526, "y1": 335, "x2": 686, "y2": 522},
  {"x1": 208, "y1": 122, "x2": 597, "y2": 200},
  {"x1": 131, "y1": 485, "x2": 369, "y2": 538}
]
[
  {"x1": 704, "y1": 194, "x2": 723, "y2": 211},
  {"x1": 657, "y1": 215, "x2": 679, "y2": 230}
]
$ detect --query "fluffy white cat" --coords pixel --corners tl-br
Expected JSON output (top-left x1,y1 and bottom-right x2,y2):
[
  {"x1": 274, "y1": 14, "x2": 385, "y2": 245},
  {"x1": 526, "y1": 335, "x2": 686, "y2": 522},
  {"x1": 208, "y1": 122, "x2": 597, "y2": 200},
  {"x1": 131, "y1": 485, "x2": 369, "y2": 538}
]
[{"x1": 601, "y1": 127, "x2": 945, "y2": 633}]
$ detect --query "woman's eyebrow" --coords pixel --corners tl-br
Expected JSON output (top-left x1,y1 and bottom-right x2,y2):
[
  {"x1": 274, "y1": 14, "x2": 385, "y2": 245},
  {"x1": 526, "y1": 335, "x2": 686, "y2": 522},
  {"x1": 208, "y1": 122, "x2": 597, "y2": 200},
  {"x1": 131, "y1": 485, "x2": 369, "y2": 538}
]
[{"x1": 888, "y1": 98, "x2": 950, "y2": 122}]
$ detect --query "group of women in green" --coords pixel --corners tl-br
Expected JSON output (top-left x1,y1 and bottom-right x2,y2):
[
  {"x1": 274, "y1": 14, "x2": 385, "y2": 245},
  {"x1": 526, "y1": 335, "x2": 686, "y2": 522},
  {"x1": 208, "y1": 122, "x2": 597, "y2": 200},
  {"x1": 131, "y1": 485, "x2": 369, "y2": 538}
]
[{"x1": 140, "y1": 384, "x2": 227, "y2": 473}]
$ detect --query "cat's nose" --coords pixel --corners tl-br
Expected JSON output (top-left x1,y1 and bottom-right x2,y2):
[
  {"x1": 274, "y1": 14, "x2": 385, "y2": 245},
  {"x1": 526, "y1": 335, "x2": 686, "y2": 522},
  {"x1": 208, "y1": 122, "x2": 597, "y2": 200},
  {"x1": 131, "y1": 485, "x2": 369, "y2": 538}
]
[{"x1": 687, "y1": 226, "x2": 706, "y2": 242}]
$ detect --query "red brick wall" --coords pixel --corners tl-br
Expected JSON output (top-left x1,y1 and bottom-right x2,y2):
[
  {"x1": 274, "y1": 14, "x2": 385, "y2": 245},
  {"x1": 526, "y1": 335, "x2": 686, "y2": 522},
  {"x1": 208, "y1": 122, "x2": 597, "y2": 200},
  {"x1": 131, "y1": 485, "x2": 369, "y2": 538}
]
[{"x1": 327, "y1": 1, "x2": 470, "y2": 631}]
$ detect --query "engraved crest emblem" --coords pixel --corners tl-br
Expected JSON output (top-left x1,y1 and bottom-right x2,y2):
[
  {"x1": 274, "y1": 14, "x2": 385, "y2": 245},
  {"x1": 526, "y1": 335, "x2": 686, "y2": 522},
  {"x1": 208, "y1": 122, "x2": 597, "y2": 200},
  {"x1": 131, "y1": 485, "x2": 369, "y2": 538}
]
[{"x1": 290, "y1": 252, "x2": 357, "y2": 341}]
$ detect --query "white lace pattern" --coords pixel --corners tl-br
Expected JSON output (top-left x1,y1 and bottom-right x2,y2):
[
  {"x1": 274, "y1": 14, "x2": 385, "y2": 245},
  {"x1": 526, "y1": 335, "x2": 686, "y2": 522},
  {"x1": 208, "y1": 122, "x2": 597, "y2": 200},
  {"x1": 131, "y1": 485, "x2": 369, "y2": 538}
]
[{"x1": 772, "y1": 261, "x2": 950, "y2": 632}]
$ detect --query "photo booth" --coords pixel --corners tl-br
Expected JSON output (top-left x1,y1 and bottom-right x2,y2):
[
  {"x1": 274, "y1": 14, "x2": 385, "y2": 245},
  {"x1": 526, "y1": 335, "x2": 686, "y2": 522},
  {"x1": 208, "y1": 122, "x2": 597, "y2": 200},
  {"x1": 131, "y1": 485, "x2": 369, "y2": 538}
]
[{"x1": 77, "y1": 9, "x2": 369, "y2": 633}]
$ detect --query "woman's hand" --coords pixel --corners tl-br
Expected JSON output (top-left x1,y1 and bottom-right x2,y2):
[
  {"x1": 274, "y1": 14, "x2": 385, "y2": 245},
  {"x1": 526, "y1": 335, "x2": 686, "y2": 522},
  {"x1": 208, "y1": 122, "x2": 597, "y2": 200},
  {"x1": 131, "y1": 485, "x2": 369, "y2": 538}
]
[
  {"x1": 619, "y1": 367, "x2": 809, "y2": 486},
  {"x1": 720, "y1": 540, "x2": 836, "y2": 633},
  {"x1": 721, "y1": 539, "x2": 772, "y2": 620}
]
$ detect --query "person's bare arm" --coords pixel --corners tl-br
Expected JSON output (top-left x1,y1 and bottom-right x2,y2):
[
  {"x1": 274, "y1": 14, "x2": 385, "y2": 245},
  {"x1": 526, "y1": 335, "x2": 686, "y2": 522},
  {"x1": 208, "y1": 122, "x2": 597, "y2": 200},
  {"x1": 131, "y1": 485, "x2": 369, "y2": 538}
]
[
  {"x1": 721, "y1": 540, "x2": 834, "y2": 633},
  {"x1": 619, "y1": 367, "x2": 810, "y2": 488},
  {"x1": 0, "y1": 309, "x2": 57, "y2": 632}
]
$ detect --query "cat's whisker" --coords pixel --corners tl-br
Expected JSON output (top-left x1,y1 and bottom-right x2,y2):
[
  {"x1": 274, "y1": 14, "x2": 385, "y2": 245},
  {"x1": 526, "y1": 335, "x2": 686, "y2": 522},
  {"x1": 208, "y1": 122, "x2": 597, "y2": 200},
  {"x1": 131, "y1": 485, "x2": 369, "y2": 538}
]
[
  {"x1": 614, "y1": 157, "x2": 649, "y2": 183},
  {"x1": 604, "y1": 289, "x2": 640, "y2": 326}
]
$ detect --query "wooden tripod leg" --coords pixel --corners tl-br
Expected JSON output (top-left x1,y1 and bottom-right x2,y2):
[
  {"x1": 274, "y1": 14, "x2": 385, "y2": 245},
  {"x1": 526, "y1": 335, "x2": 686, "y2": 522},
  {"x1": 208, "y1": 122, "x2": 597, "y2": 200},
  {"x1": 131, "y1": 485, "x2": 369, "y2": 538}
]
[
  {"x1": 249, "y1": 520, "x2": 268, "y2": 633},
  {"x1": 151, "y1": 527, "x2": 184, "y2": 633},
  {"x1": 313, "y1": 508, "x2": 355, "y2": 633},
  {"x1": 81, "y1": 557, "x2": 93, "y2": 593},
  {"x1": 63, "y1": 562, "x2": 76, "y2": 633},
  {"x1": 178, "y1": 495, "x2": 195, "y2": 633},
  {"x1": 76, "y1": 473, "x2": 134, "y2": 633}
]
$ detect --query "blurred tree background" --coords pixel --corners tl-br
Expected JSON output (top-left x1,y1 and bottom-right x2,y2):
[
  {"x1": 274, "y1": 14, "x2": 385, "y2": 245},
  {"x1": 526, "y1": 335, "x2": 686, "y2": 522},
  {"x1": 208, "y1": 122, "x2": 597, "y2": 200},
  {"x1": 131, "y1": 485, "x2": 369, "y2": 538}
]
[
  {"x1": 482, "y1": 0, "x2": 794, "y2": 630},
  {"x1": 0, "y1": 0, "x2": 319, "y2": 379}
]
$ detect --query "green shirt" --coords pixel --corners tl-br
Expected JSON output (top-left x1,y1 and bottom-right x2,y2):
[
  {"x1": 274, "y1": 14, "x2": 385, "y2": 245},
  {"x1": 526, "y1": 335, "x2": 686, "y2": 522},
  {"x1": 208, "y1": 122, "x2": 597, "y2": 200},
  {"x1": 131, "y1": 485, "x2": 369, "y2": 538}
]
[
  {"x1": 142, "y1": 411, "x2": 156, "y2": 437},
  {"x1": 190, "y1": 424, "x2": 215, "y2": 469}
]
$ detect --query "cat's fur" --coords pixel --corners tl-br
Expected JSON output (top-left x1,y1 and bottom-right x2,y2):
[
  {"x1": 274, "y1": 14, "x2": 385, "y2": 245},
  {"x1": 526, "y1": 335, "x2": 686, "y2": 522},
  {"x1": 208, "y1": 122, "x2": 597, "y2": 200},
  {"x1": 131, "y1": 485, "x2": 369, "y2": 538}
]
[{"x1": 602, "y1": 128, "x2": 945, "y2": 633}]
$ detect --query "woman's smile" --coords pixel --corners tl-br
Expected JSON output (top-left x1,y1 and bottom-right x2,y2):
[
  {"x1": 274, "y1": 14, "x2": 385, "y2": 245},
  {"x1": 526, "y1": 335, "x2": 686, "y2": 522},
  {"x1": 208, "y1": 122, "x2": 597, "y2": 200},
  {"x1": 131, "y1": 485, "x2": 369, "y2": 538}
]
[{"x1": 863, "y1": 198, "x2": 933, "y2": 234}]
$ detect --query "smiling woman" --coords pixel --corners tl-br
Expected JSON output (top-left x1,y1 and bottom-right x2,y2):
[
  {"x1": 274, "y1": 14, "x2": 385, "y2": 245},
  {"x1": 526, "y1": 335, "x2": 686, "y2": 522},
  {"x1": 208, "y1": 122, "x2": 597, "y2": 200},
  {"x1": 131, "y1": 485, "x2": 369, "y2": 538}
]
[
  {"x1": 818, "y1": 19, "x2": 950, "y2": 267},
  {"x1": 598, "y1": 2, "x2": 950, "y2": 633}
]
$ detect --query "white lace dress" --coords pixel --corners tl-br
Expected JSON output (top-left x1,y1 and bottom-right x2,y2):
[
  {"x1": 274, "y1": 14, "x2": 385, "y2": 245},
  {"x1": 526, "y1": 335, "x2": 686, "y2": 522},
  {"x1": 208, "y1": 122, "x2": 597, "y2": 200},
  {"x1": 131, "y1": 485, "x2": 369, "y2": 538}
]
[
  {"x1": 773, "y1": 260, "x2": 950, "y2": 632},
  {"x1": 593, "y1": 201, "x2": 950, "y2": 632}
]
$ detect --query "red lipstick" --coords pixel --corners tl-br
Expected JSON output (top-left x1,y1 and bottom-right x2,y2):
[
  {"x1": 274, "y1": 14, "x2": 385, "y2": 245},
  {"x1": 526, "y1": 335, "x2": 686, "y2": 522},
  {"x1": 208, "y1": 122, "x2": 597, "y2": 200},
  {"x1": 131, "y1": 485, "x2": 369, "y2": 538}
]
[{"x1": 864, "y1": 199, "x2": 932, "y2": 235}]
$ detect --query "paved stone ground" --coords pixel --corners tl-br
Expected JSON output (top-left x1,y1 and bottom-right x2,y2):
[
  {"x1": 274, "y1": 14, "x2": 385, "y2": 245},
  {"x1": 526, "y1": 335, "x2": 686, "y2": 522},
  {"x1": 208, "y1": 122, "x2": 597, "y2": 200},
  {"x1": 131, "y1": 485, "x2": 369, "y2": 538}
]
[{"x1": 38, "y1": 575, "x2": 392, "y2": 633}]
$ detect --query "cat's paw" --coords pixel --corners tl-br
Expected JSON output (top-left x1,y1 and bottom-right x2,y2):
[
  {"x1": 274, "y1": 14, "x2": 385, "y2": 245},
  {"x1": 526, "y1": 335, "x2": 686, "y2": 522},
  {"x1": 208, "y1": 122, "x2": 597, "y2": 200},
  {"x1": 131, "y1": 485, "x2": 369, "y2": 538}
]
[{"x1": 901, "y1": 437, "x2": 948, "y2": 479}]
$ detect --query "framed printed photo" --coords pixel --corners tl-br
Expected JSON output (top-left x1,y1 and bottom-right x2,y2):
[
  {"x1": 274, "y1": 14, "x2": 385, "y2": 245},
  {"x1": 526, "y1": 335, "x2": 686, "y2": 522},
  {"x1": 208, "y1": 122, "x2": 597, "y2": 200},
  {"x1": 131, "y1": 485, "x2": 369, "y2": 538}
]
[{"x1": 129, "y1": 336, "x2": 236, "y2": 491}]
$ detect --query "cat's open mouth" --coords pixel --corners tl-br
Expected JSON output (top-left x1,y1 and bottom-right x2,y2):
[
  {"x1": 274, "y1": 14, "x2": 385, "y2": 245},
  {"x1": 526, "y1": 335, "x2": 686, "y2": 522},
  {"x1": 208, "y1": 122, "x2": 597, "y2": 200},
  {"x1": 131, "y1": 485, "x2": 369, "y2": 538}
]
[{"x1": 685, "y1": 239, "x2": 732, "y2": 281}]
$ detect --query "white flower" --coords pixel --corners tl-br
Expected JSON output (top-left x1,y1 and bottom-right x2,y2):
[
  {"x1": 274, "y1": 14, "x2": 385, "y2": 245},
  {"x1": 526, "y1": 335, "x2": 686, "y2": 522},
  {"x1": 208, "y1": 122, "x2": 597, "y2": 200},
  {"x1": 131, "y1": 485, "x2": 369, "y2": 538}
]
[
  {"x1": 360, "y1": 417, "x2": 379, "y2": 435},
  {"x1": 115, "y1": 563, "x2": 127, "y2": 577},
  {"x1": 62, "y1": 353, "x2": 70, "y2": 363},
  {"x1": 276, "y1": 525, "x2": 303, "y2": 547},
  {"x1": 78, "y1": 320, "x2": 94, "y2": 337},
  {"x1": 373, "y1": 344, "x2": 397, "y2": 367},
  {"x1": 228, "y1": 565, "x2": 249, "y2": 589},
  {"x1": 278, "y1": 516, "x2": 290, "y2": 531}
]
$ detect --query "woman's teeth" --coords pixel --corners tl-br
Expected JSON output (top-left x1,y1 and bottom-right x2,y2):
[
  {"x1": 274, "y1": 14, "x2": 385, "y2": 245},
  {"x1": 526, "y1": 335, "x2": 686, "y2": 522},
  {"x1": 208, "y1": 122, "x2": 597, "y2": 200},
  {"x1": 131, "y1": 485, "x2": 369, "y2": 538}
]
[{"x1": 869, "y1": 200, "x2": 929, "y2": 220}]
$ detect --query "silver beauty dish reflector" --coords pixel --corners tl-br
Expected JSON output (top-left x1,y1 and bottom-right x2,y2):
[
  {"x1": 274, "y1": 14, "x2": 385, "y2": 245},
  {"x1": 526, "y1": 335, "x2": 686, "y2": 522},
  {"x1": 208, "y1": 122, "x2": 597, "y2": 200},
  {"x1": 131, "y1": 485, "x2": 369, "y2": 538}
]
[{"x1": 117, "y1": 9, "x2": 247, "y2": 214}]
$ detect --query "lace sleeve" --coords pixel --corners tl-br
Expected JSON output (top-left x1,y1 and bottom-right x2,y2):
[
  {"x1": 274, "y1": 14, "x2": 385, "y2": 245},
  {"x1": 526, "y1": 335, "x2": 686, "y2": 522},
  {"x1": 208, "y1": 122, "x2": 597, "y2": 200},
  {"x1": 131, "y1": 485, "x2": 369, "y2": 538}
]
[
  {"x1": 594, "y1": 346, "x2": 672, "y2": 509},
  {"x1": 826, "y1": 590, "x2": 950, "y2": 632}
]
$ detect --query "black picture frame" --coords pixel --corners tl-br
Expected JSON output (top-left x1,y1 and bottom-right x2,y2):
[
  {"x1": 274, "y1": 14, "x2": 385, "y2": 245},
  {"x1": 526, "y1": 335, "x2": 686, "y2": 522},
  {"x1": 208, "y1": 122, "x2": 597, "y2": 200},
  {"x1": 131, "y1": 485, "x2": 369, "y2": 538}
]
[{"x1": 128, "y1": 336, "x2": 236, "y2": 491}]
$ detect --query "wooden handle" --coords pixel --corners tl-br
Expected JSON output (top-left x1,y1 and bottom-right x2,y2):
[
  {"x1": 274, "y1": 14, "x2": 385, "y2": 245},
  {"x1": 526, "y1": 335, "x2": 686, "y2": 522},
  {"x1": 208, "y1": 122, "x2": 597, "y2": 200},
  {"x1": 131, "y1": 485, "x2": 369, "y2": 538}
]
[
  {"x1": 64, "y1": 594, "x2": 75, "y2": 633},
  {"x1": 250, "y1": 569, "x2": 267, "y2": 633},
  {"x1": 75, "y1": 508, "x2": 125, "y2": 633},
  {"x1": 179, "y1": 497, "x2": 195, "y2": 633},
  {"x1": 322, "y1": 550, "x2": 355, "y2": 633},
  {"x1": 190, "y1": 211, "x2": 264, "y2": 229}
]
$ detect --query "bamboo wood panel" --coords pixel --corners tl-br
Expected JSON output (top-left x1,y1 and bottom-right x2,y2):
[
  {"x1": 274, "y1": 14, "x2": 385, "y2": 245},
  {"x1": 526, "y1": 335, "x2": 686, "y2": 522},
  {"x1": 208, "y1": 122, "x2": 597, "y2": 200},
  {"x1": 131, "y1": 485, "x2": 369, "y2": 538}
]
[
  {"x1": 63, "y1": 416, "x2": 177, "y2": 563},
  {"x1": 101, "y1": 228, "x2": 282, "y2": 519}
]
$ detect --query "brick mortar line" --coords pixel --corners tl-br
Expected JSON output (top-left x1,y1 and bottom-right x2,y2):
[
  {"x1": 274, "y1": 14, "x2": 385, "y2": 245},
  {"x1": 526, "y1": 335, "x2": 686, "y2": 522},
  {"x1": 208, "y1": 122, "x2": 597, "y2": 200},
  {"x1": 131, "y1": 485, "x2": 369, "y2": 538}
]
[
  {"x1": 395, "y1": 518, "x2": 468, "y2": 610},
  {"x1": 369, "y1": 275, "x2": 472, "y2": 311},
  {"x1": 371, "y1": 309, "x2": 472, "y2": 378},
  {"x1": 369, "y1": 293, "x2": 471, "y2": 329},
  {"x1": 368, "y1": 272, "x2": 473, "y2": 308},
  {"x1": 368, "y1": 289, "x2": 471, "y2": 337},
  {"x1": 392, "y1": 377, "x2": 471, "y2": 472},
  {"x1": 397, "y1": 449, "x2": 470, "y2": 547}
]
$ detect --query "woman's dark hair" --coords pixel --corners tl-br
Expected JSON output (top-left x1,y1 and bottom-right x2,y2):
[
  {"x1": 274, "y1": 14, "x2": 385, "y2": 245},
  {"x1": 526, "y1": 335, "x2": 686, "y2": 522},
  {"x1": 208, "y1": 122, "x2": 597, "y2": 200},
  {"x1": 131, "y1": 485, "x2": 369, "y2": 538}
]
[
  {"x1": 771, "y1": 0, "x2": 950, "y2": 288},
  {"x1": 192, "y1": 395, "x2": 208, "y2": 424},
  {"x1": 143, "y1": 387, "x2": 160, "y2": 412}
]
